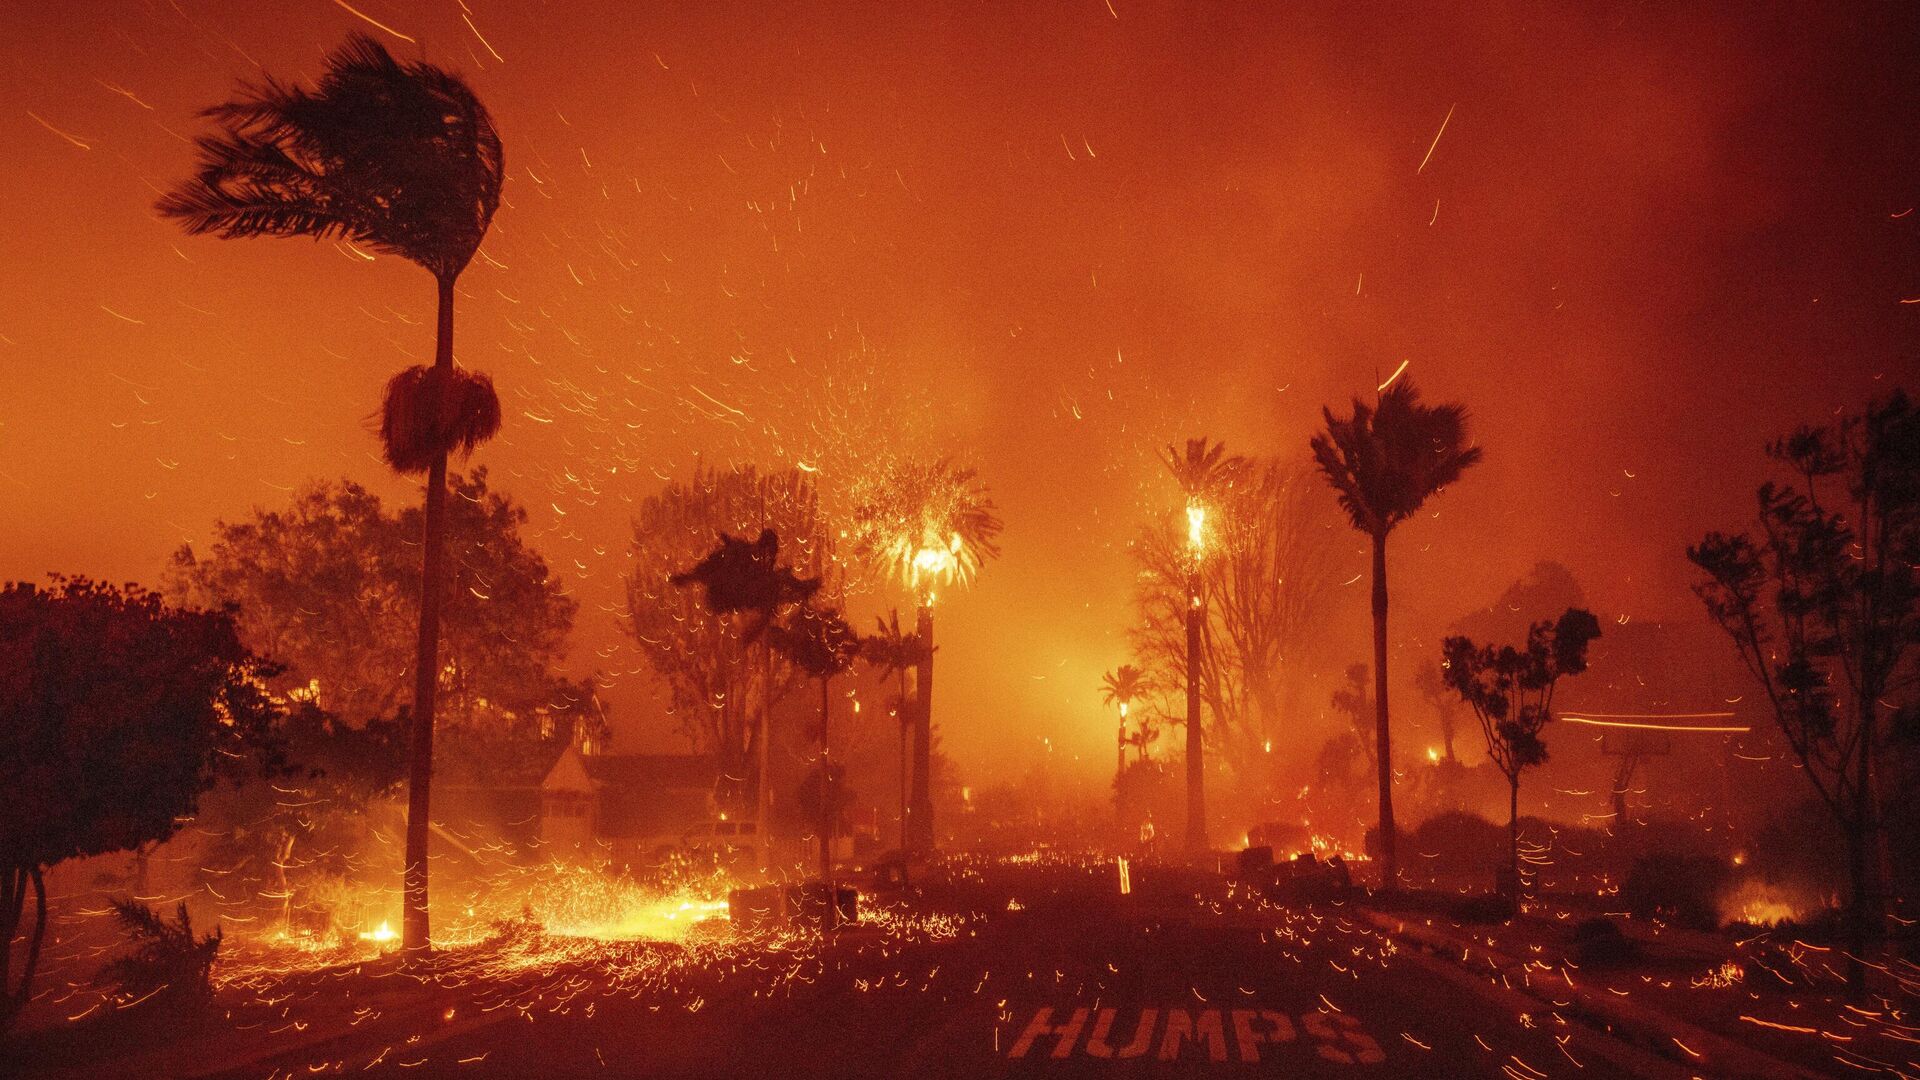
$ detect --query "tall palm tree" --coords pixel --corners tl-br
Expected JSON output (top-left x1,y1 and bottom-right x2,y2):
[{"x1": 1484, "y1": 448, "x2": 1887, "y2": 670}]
[
  {"x1": 158, "y1": 34, "x2": 504, "y2": 952},
  {"x1": 771, "y1": 602, "x2": 858, "y2": 924},
  {"x1": 672, "y1": 529, "x2": 821, "y2": 872},
  {"x1": 850, "y1": 459, "x2": 1002, "y2": 853},
  {"x1": 1100, "y1": 664, "x2": 1149, "y2": 794},
  {"x1": 1310, "y1": 378, "x2": 1481, "y2": 889},
  {"x1": 863, "y1": 610, "x2": 928, "y2": 858},
  {"x1": 1160, "y1": 438, "x2": 1244, "y2": 852}
]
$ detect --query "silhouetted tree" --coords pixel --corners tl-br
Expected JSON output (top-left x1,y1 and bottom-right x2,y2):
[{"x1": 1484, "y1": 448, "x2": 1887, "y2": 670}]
[
  {"x1": 169, "y1": 472, "x2": 600, "y2": 779},
  {"x1": 1442, "y1": 608, "x2": 1601, "y2": 903},
  {"x1": 771, "y1": 602, "x2": 859, "y2": 915},
  {"x1": 1100, "y1": 665, "x2": 1151, "y2": 792},
  {"x1": 1131, "y1": 457, "x2": 1345, "y2": 796},
  {"x1": 863, "y1": 610, "x2": 929, "y2": 856},
  {"x1": 1157, "y1": 438, "x2": 1245, "y2": 851},
  {"x1": 160, "y1": 34, "x2": 506, "y2": 953},
  {"x1": 1312, "y1": 378, "x2": 1482, "y2": 888},
  {"x1": 1330, "y1": 663, "x2": 1376, "y2": 770},
  {"x1": 1690, "y1": 390, "x2": 1919, "y2": 995},
  {"x1": 673, "y1": 529, "x2": 822, "y2": 867},
  {"x1": 0, "y1": 579, "x2": 278, "y2": 1031},
  {"x1": 191, "y1": 702, "x2": 405, "y2": 935},
  {"x1": 627, "y1": 466, "x2": 832, "y2": 788},
  {"x1": 850, "y1": 458, "x2": 1002, "y2": 852}
]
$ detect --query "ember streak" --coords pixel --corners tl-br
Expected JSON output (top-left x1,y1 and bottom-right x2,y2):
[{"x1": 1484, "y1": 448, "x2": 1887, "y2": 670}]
[{"x1": 1, "y1": 2, "x2": 1916, "y2": 1078}]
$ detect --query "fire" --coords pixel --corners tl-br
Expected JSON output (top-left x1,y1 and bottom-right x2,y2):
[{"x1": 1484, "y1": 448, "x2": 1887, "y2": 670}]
[
  {"x1": 1718, "y1": 879, "x2": 1811, "y2": 928},
  {"x1": 906, "y1": 531, "x2": 965, "y2": 598},
  {"x1": 548, "y1": 895, "x2": 731, "y2": 943},
  {"x1": 1185, "y1": 502, "x2": 1207, "y2": 552},
  {"x1": 357, "y1": 920, "x2": 397, "y2": 943}
]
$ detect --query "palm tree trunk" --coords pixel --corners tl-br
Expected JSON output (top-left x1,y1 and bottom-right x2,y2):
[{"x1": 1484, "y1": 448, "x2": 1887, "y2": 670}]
[
  {"x1": 402, "y1": 274, "x2": 456, "y2": 954},
  {"x1": 1370, "y1": 531, "x2": 1396, "y2": 890},
  {"x1": 820, "y1": 675, "x2": 835, "y2": 928},
  {"x1": 898, "y1": 669, "x2": 909, "y2": 868},
  {"x1": 758, "y1": 629, "x2": 774, "y2": 874},
  {"x1": 909, "y1": 604, "x2": 934, "y2": 853},
  {"x1": 1185, "y1": 567, "x2": 1207, "y2": 852}
]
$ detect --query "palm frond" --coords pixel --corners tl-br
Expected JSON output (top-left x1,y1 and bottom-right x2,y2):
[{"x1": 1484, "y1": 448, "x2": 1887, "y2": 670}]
[
  {"x1": 158, "y1": 32, "x2": 503, "y2": 279},
  {"x1": 848, "y1": 457, "x2": 1003, "y2": 595},
  {"x1": 379, "y1": 365, "x2": 502, "y2": 474},
  {"x1": 1311, "y1": 378, "x2": 1480, "y2": 537}
]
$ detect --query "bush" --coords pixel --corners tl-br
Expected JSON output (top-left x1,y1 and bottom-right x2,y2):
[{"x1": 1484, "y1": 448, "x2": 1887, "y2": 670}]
[
  {"x1": 1408, "y1": 812, "x2": 1505, "y2": 878},
  {"x1": 1449, "y1": 894, "x2": 1515, "y2": 924},
  {"x1": 1570, "y1": 916, "x2": 1638, "y2": 965},
  {"x1": 1621, "y1": 852, "x2": 1731, "y2": 931},
  {"x1": 100, "y1": 899, "x2": 221, "y2": 1014}
]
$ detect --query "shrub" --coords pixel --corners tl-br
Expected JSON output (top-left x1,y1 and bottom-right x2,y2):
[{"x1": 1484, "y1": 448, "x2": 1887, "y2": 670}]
[
  {"x1": 1449, "y1": 894, "x2": 1515, "y2": 924},
  {"x1": 1621, "y1": 852, "x2": 1731, "y2": 931},
  {"x1": 1570, "y1": 917, "x2": 1638, "y2": 965},
  {"x1": 1408, "y1": 812, "x2": 1505, "y2": 878},
  {"x1": 100, "y1": 899, "x2": 221, "y2": 1014}
]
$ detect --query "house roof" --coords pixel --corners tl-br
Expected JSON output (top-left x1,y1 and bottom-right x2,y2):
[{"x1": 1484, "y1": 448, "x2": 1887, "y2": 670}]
[
  {"x1": 542, "y1": 747, "x2": 719, "y2": 793},
  {"x1": 582, "y1": 753, "x2": 718, "y2": 791},
  {"x1": 542, "y1": 748, "x2": 720, "y2": 841}
]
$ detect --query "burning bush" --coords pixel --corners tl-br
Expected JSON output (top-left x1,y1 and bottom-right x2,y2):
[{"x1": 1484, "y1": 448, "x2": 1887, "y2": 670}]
[{"x1": 1716, "y1": 877, "x2": 1823, "y2": 932}]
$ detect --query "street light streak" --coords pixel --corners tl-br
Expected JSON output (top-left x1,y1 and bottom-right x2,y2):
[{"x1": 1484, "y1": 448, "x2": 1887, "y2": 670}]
[{"x1": 1562, "y1": 713, "x2": 1746, "y2": 733}]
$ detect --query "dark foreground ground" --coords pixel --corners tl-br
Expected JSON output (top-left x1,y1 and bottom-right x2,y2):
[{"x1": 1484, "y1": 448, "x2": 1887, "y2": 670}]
[{"x1": 11, "y1": 855, "x2": 1666, "y2": 1080}]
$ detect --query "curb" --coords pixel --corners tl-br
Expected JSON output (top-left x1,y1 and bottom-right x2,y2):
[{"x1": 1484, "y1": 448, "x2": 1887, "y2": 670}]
[{"x1": 1359, "y1": 909, "x2": 1832, "y2": 1080}]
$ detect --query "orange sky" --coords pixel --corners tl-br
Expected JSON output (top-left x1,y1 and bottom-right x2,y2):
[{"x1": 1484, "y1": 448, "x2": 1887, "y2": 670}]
[{"x1": 1, "y1": 1, "x2": 1914, "y2": 783}]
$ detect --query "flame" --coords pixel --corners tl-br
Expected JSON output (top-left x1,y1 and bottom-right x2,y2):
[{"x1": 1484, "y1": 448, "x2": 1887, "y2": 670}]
[
  {"x1": 1185, "y1": 501, "x2": 1206, "y2": 552},
  {"x1": 904, "y1": 531, "x2": 965, "y2": 600},
  {"x1": 357, "y1": 920, "x2": 397, "y2": 943},
  {"x1": 1718, "y1": 879, "x2": 1811, "y2": 928}
]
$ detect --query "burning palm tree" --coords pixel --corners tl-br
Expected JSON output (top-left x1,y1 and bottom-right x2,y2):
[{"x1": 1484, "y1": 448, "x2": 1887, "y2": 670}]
[
  {"x1": 1310, "y1": 378, "x2": 1481, "y2": 888},
  {"x1": 158, "y1": 34, "x2": 504, "y2": 952},
  {"x1": 1100, "y1": 664, "x2": 1150, "y2": 796},
  {"x1": 1159, "y1": 438, "x2": 1244, "y2": 852},
  {"x1": 850, "y1": 459, "x2": 1002, "y2": 853}
]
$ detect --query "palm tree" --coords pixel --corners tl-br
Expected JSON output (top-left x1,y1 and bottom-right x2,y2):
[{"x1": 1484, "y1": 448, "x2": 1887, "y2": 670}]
[
  {"x1": 1159, "y1": 438, "x2": 1244, "y2": 852},
  {"x1": 1100, "y1": 664, "x2": 1149, "y2": 795},
  {"x1": 863, "y1": 610, "x2": 929, "y2": 858},
  {"x1": 850, "y1": 459, "x2": 1002, "y2": 853},
  {"x1": 672, "y1": 529, "x2": 821, "y2": 873},
  {"x1": 1310, "y1": 378, "x2": 1481, "y2": 889},
  {"x1": 770, "y1": 602, "x2": 859, "y2": 924},
  {"x1": 158, "y1": 34, "x2": 504, "y2": 952}
]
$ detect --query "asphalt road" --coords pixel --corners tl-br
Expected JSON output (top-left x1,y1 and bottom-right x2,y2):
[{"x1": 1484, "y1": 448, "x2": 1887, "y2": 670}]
[{"x1": 204, "y1": 860, "x2": 1651, "y2": 1080}]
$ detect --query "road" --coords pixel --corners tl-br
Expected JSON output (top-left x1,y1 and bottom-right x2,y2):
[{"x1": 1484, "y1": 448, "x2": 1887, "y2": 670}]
[{"x1": 204, "y1": 858, "x2": 1656, "y2": 1080}]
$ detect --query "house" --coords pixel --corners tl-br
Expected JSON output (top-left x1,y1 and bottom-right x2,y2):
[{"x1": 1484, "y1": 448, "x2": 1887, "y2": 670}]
[{"x1": 540, "y1": 745, "x2": 723, "y2": 862}]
